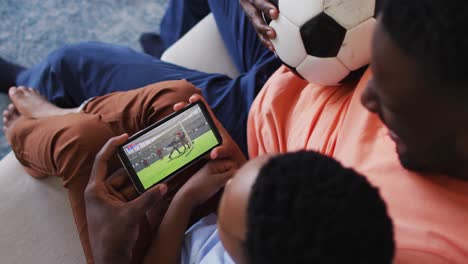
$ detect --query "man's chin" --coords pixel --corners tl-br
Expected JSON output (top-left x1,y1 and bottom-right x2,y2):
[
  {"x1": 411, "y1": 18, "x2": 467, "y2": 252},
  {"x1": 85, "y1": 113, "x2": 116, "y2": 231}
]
[{"x1": 396, "y1": 147, "x2": 431, "y2": 173}]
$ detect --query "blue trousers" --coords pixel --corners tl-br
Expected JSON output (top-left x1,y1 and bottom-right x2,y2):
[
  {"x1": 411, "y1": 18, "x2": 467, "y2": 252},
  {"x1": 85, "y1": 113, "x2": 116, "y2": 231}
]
[{"x1": 15, "y1": 0, "x2": 281, "y2": 155}]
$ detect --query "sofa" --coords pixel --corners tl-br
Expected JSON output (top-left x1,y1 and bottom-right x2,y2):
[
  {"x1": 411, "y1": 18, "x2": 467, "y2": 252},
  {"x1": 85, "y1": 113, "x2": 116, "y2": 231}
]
[{"x1": 0, "y1": 14, "x2": 239, "y2": 263}]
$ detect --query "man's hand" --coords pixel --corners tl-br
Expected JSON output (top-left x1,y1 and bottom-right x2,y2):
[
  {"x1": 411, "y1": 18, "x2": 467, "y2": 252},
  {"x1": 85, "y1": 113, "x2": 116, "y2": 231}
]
[
  {"x1": 240, "y1": 0, "x2": 279, "y2": 51},
  {"x1": 177, "y1": 159, "x2": 237, "y2": 208},
  {"x1": 173, "y1": 94, "x2": 247, "y2": 167},
  {"x1": 85, "y1": 134, "x2": 167, "y2": 264}
]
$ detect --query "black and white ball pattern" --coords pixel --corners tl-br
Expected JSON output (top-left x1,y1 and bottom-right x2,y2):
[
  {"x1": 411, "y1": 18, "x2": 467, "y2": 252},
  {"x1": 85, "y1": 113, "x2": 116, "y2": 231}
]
[{"x1": 264, "y1": 0, "x2": 381, "y2": 85}]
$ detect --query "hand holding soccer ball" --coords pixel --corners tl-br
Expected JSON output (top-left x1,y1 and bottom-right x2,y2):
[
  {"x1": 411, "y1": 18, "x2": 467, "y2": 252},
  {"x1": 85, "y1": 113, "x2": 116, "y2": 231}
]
[
  {"x1": 239, "y1": 0, "x2": 279, "y2": 51},
  {"x1": 243, "y1": 0, "x2": 381, "y2": 86}
]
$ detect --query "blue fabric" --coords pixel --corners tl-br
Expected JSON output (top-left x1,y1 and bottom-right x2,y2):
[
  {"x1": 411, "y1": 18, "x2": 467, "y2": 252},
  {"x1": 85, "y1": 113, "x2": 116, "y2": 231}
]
[
  {"x1": 181, "y1": 214, "x2": 234, "y2": 264},
  {"x1": 16, "y1": 0, "x2": 281, "y2": 155},
  {"x1": 160, "y1": 0, "x2": 210, "y2": 50},
  {"x1": 0, "y1": 0, "x2": 169, "y2": 160}
]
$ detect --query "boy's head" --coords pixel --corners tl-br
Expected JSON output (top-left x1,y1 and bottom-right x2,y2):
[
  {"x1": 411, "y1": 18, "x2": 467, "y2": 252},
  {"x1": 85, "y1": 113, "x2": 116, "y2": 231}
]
[
  {"x1": 361, "y1": 0, "x2": 468, "y2": 177},
  {"x1": 217, "y1": 151, "x2": 395, "y2": 264}
]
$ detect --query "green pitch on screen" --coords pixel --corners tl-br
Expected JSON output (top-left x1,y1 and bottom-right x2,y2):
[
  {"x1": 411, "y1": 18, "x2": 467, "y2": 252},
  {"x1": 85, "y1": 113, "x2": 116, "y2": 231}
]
[{"x1": 138, "y1": 130, "x2": 219, "y2": 189}]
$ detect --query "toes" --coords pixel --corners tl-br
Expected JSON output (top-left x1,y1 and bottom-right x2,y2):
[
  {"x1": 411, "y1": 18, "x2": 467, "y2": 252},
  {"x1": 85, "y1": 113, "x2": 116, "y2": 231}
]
[
  {"x1": 17, "y1": 86, "x2": 27, "y2": 94},
  {"x1": 7, "y1": 103, "x2": 18, "y2": 115},
  {"x1": 3, "y1": 109, "x2": 10, "y2": 119},
  {"x1": 8, "y1": 86, "x2": 17, "y2": 98},
  {"x1": 9, "y1": 86, "x2": 26, "y2": 100},
  {"x1": 27, "y1": 87, "x2": 37, "y2": 94}
]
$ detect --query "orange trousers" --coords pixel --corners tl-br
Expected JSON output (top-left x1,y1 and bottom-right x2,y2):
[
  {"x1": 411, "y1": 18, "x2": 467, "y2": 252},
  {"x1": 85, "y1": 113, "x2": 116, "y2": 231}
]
[{"x1": 10, "y1": 80, "x2": 201, "y2": 263}]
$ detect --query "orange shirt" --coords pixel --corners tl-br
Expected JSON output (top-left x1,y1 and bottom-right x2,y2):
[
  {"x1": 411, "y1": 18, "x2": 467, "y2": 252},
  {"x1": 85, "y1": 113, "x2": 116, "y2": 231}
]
[{"x1": 247, "y1": 66, "x2": 468, "y2": 263}]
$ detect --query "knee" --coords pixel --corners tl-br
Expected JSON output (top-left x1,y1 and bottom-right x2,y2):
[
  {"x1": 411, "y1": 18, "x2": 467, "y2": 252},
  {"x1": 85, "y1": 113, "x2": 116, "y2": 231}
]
[
  {"x1": 58, "y1": 115, "x2": 113, "y2": 155},
  {"x1": 153, "y1": 80, "x2": 200, "y2": 105},
  {"x1": 54, "y1": 115, "x2": 114, "y2": 179},
  {"x1": 141, "y1": 80, "x2": 201, "y2": 123},
  {"x1": 45, "y1": 42, "x2": 108, "y2": 69}
]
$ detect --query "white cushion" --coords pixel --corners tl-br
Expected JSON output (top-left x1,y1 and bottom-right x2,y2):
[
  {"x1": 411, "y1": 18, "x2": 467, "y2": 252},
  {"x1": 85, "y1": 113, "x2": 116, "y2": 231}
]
[
  {"x1": 0, "y1": 152, "x2": 85, "y2": 264},
  {"x1": 161, "y1": 14, "x2": 240, "y2": 79}
]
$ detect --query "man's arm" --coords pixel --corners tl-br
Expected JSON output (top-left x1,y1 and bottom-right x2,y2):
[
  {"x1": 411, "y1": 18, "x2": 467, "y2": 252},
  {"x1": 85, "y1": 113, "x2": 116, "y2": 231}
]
[
  {"x1": 143, "y1": 160, "x2": 236, "y2": 264},
  {"x1": 84, "y1": 134, "x2": 167, "y2": 264},
  {"x1": 142, "y1": 190, "x2": 194, "y2": 264}
]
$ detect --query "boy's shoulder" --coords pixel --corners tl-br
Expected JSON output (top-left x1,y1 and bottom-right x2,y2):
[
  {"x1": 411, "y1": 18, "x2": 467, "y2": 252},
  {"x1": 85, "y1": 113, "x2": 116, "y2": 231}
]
[{"x1": 181, "y1": 214, "x2": 234, "y2": 264}]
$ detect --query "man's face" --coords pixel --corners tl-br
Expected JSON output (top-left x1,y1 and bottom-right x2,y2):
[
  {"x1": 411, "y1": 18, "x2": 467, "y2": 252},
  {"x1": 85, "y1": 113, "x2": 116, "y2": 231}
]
[{"x1": 361, "y1": 18, "x2": 466, "y2": 176}]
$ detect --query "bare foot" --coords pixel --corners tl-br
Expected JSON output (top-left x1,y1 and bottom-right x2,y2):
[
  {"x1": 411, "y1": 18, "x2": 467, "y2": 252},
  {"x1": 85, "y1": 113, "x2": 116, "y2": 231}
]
[
  {"x1": 8, "y1": 86, "x2": 78, "y2": 118},
  {"x1": 2, "y1": 103, "x2": 20, "y2": 145}
]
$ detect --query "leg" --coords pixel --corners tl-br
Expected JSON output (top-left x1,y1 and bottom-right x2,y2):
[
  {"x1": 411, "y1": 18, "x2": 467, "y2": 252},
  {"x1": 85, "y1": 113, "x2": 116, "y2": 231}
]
[
  {"x1": 207, "y1": 0, "x2": 279, "y2": 74},
  {"x1": 169, "y1": 147, "x2": 177, "y2": 159},
  {"x1": 16, "y1": 43, "x2": 276, "y2": 153},
  {"x1": 140, "y1": 0, "x2": 210, "y2": 58},
  {"x1": 5, "y1": 81, "x2": 199, "y2": 263},
  {"x1": 8, "y1": 114, "x2": 115, "y2": 263},
  {"x1": 0, "y1": 58, "x2": 25, "y2": 93}
]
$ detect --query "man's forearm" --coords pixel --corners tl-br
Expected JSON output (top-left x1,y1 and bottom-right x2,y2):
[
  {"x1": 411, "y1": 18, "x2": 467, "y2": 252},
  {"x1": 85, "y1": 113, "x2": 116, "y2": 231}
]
[
  {"x1": 93, "y1": 251, "x2": 131, "y2": 264},
  {"x1": 143, "y1": 192, "x2": 195, "y2": 264}
]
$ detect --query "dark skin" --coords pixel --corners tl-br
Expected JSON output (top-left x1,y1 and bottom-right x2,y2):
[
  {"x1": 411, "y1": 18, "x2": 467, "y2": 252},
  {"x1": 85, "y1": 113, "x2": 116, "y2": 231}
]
[
  {"x1": 361, "y1": 17, "x2": 468, "y2": 180},
  {"x1": 245, "y1": 1, "x2": 468, "y2": 179},
  {"x1": 239, "y1": 0, "x2": 278, "y2": 51},
  {"x1": 86, "y1": 94, "x2": 247, "y2": 264},
  {"x1": 84, "y1": 134, "x2": 168, "y2": 264},
  {"x1": 86, "y1": 4, "x2": 468, "y2": 263}
]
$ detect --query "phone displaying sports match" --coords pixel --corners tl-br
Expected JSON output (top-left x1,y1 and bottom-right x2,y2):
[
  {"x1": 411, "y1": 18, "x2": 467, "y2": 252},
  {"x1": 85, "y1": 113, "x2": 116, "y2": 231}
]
[{"x1": 118, "y1": 102, "x2": 222, "y2": 193}]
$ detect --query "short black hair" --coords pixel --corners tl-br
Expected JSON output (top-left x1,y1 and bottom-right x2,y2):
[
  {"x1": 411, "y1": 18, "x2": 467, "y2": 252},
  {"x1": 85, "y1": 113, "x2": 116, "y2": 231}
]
[
  {"x1": 382, "y1": 0, "x2": 468, "y2": 96},
  {"x1": 245, "y1": 151, "x2": 395, "y2": 264}
]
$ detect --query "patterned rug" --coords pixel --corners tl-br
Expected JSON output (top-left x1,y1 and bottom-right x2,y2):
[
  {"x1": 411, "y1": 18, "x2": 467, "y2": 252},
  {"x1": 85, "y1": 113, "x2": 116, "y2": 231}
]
[{"x1": 0, "y1": 0, "x2": 168, "y2": 159}]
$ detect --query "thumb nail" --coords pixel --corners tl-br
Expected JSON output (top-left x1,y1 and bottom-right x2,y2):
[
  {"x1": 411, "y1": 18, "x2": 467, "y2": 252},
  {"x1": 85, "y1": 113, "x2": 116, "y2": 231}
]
[{"x1": 159, "y1": 184, "x2": 168, "y2": 196}]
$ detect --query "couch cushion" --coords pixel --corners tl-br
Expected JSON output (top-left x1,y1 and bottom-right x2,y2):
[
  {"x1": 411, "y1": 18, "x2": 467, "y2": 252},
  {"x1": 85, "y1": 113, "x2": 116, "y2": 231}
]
[
  {"x1": 0, "y1": 154, "x2": 86, "y2": 263},
  {"x1": 161, "y1": 14, "x2": 240, "y2": 79}
]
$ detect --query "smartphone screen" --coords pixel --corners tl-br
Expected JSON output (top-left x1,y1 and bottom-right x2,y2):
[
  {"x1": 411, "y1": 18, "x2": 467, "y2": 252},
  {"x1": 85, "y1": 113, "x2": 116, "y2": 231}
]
[{"x1": 118, "y1": 102, "x2": 222, "y2": 193}]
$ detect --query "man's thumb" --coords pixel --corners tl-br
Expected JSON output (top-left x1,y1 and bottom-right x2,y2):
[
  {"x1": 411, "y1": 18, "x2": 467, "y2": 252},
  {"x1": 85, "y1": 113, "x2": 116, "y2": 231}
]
[{"x1": 130, "y1": 184, "x2": 168, "y2": 213}]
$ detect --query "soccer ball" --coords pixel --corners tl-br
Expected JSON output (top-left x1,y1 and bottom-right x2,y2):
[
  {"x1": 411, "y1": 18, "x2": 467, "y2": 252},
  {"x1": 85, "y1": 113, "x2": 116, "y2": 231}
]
[{"x1": 264, "y1": 0, "x2": 380, "y2": 85}]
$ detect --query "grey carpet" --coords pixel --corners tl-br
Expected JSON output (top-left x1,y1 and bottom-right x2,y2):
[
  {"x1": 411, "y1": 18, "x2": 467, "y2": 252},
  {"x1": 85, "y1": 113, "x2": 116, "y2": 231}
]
[{"x1": 0, "y1": 0, "x2": 168, "y2": 159}]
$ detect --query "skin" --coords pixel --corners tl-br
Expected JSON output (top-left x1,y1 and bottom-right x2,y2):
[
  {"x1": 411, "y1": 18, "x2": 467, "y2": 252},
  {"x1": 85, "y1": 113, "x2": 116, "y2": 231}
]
[
  {"x1": 79, "y1": 94, "x2": 246, "y2": 264},
  {"x1": 142, "y1": 95, "x2": 247, "y2": 263},
  {"x1": 84, "y1": 134, "x2": 168, "y2": 264},
  {"x1": 239, "y1": 0, "x2": 278, "y2": 51},
  {"x1": 18, "y1": 3, "x2": 468, "y2": 263},
  {"x1": 361, "y1": 17, "x2": 468, "y2": 179},
  {"x1": 217, "y1": 155, "x2": 272, "y2": 264},
  {"x1": 142, "y1": 151, "x2": 270, "y2": 264}
]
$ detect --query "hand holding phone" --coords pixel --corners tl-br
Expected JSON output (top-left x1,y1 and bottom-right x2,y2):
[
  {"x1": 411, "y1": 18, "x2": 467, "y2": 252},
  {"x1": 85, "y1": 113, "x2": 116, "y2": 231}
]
[
  {"x1": 173, "y1": 94, "x2": 247, "y2": 166},
  {"x1": 86, "y1": 134, "x2": 167, "y2": 264},
  {"x1": 118, "y1": 101, "x2": 223, "y2": 193},
  {"x1": 176, "y1": 159, "x2": 237, "y2": 207}
]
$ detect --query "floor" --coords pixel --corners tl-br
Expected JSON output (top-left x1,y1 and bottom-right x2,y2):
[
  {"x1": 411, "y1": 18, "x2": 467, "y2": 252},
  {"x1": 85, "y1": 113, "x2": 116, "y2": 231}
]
[{"x1": 0, "y1": 0, "x2": 168, "y2": 159}]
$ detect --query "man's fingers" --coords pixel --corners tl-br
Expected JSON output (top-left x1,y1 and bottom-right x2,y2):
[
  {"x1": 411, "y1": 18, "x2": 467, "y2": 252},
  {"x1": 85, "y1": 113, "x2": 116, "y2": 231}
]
[
  {"x1": 243, "y1": 1, "x2": 265, "y2": 27},
  {"x1": 121, "y1": 184, "x2": 140, "y2": 201},
  {"x1": 258, "y1": 34, "x2": 275, "y2": 52},
  {"x1": 107, "y1": 168, "x2": 129, "y2": 189},
  {"x1": 90, "y1": 134, "x2": 129, "y2": 183},
  {"x1": 211, "y1": 145, "x2": 230, "y2": 160},
  {"x1": 209, "y1": 159, "x2": 238, "y2": 174},
  {"x1": 173, "y1": 102, "x2": 188, "y2": 112},
  {"x1": 212, "y1": 169, "x2": 236, "y2": 190},
  {"x1": 253, "y1": 0, "x2": 279, "y2": 20},
  {"x1": 129, "y1": 184, "x2": 168, "y2": 213}
]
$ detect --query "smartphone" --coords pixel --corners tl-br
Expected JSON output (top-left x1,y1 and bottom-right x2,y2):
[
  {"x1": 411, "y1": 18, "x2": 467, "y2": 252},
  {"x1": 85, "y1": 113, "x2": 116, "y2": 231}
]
[{"x1": 118, "y1": 101, "x2": 223, "y2": 193}]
